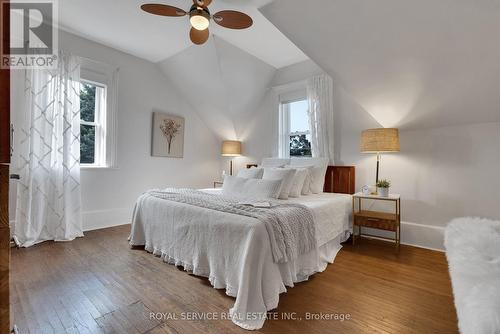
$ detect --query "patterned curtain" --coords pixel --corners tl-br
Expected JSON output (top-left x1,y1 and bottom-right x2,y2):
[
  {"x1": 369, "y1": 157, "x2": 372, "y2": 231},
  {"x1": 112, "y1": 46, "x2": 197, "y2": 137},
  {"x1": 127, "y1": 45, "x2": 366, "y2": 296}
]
[
  {"x1": 307, "y1": 74, "x2": 335, "y2": 164},
  {"x1": 14, "y1": 52, "x2": 83, "y2": 247}
]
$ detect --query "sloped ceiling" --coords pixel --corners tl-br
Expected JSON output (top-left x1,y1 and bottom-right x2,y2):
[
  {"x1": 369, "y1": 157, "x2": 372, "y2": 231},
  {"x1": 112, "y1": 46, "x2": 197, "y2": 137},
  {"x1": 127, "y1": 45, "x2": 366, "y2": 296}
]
[
  {"x1": 158, "y1": 35, "x2": 276, "y2": 139},
  {"x1": 261, "y1": 0, "x2": 500, "y2": 129},
  {"x1": 59, "y1": 0, "x2": 307, "y2": 68}
]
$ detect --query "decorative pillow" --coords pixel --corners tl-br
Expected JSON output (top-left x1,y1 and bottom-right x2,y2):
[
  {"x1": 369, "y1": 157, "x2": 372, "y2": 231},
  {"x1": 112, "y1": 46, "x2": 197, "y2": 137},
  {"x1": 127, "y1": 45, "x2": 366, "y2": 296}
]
[
  {"x1": 237, "y1": 167, "x2": 264, "y2": 179},
  {"x1": 289, "y1": 158, "x2": 328, "y2": 194},
  {"x1": 222, "y1": 175, "x2": 282, "y2": 199},
  {"x1": 261, "y1": 158, "x2": 290, "y2": 168},
  {"x1": 301, "y1": 167, "x2": 313, "y2": 195},
  {"x1": 288, "y1": 168, "x2": 309, "y2": 198},
  {"x1": 309, "y1": 164, "x2": 328, "y2": 193},
  {"x1": 286, "y1": 165, "x2": 313, "y2": 195},
  {"x1": 262, "y1": 167, "x2": 296, "y2": 200}
]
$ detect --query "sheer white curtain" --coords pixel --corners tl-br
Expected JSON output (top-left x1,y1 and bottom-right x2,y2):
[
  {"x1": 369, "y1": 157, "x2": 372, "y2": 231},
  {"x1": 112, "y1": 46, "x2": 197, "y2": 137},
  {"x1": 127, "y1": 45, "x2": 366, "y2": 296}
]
[
  {"x1": 307, "y1": 74, "x2": 334, "y2": 163},
  {"x1": 14, "y1": 52, "x2": 83, "y2": 247}
]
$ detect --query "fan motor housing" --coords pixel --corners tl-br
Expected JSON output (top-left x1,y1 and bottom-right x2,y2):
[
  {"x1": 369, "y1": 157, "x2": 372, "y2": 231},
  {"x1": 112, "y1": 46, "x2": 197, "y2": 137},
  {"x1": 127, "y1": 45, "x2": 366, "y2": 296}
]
[{"x1": 189, "y1": 5, "x2": 210, "y2": 19}]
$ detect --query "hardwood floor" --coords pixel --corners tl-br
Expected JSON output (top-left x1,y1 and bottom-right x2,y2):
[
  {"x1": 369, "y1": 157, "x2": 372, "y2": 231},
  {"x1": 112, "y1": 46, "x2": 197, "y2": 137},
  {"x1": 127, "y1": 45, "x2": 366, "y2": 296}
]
[{"x1": 11, "y1": 225, "x2": 458, "y2": 333}]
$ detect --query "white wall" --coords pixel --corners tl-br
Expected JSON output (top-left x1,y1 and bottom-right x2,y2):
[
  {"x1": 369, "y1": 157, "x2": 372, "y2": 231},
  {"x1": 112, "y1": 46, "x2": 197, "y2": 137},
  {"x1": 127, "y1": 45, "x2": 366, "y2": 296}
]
[
  {"x1": 341, "y1": 122, "x2": 500, "y2": 250},
  {"x1": 237, "y1": 60, "x2": 500, "y2": 250},
  {"x1": 158, "y1": 36, "x2": 276, "y2": 142},
  {"x1": 232, "y1": 59, "x2": 380, "y2": 177},
  {"x1": 348, "y1": 119, "x2": 500, "y2": 250},
  {"x1": 157, "y1": 36, "x2": 277, "y2": 179},
  {"x1": 259, "y1": 0, "x2": 500, "y2": 249},
  {"x1": 384, "y1": 123, "x2": 500, "y2": 227},
  {"x1": 231, "y1": 60, "x2": 324, "y2": 172},
  {"x1": 9, "y1": 30, "x2": 221, "y2": 231}
]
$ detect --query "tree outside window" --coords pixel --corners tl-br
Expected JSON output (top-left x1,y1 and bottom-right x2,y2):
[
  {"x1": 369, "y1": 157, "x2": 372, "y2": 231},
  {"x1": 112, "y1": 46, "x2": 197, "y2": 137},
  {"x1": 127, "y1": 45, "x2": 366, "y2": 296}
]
[
  {"x1": 80, "y1": 83, "x2": 96, "y2": 164},
  {"x1": 79, "y1": 81, "x2": 106, "y2": 166}
]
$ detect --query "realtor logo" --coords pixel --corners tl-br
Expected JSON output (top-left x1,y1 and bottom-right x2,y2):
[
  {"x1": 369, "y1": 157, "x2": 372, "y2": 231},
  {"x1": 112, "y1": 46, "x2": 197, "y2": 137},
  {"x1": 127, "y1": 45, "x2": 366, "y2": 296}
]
[{"x1": 1, "y1": 0, "x2": 58, "y2": 69}]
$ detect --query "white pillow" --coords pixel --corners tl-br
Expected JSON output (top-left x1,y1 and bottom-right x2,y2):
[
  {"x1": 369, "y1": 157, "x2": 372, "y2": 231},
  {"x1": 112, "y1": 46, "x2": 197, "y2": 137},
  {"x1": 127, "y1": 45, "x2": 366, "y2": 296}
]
[
  {"x1": 288, "y1": 168, "x2": 309, "y2": 198},
  {"x1": 309, "y1": 164, "x2": 328, "y2": 193},
  {"x1": 286, "y1": 165, "x2": 313, "y2": 195},
  {"x1": 261, "y1": 158, "x2": 290, "y2": 168},
  {"x1": 262, "y1": 167, "x2": 296, "y2": 200},
  {"x1": 237, "y1": 167, "x2": 264, "y2": 179},
  {"x1": 301, "y1": 167, "x2": 313, "y2": 195},
  {"x1": 222, "y1": 175, "x2": 282, "y2": 199},
  {"x1": 289, "y1": 158, "x2": 328, "y2": 194}
]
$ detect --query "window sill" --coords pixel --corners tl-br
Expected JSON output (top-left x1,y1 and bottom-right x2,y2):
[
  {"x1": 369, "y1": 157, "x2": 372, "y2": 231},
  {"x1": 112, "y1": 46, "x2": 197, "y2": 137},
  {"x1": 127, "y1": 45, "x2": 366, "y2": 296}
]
[{"x1": 80, "y1": 165, "x2": 119, "y2": 170}]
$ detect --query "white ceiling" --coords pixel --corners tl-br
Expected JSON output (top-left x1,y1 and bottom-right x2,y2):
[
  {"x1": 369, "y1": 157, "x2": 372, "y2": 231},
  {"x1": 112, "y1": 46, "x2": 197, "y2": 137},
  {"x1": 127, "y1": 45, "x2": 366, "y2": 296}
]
[
  {"x1": 58, "y1": 0, "x2": 308, "y2": 68},
  {"x1": 159, "y1": 35, "x2": 276, "y2": 139},
  {"x1": 261, "y1": 0, "x2": 500, "y2": 129}
]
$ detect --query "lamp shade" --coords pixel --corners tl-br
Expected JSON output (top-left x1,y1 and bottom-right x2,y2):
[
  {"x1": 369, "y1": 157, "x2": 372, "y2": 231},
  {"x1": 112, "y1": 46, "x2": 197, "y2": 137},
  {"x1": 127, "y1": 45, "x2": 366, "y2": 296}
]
[
  {"x1": 361, "y1": 128, "x2": 400, "y2": 153},
  {"x1": 221, "y1": 140, "x2": 242, "y2": 156}
]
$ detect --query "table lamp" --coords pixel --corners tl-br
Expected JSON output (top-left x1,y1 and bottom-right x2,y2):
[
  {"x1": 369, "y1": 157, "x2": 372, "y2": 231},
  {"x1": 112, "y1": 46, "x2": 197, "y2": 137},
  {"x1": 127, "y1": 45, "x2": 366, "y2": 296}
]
[
  {"x1": 361, "y1": 128, "x2": 400, "y2": 184},
  {"x1": 221, "y1": 140, "x2": 242, "y2": 175}
]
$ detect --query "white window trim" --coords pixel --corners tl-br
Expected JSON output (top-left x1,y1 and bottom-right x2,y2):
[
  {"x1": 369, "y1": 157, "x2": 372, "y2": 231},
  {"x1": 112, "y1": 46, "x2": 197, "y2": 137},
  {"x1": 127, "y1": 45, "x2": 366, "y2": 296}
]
[
  {"x1": 278, "y1": 101, "x2": 290, "y2": 158},
  {"x1": 290, "y1": 130, "x2": 310, "y2": 136},
  {"x1": 80, "y1": 57, "x2": 119, "y2": 170}
]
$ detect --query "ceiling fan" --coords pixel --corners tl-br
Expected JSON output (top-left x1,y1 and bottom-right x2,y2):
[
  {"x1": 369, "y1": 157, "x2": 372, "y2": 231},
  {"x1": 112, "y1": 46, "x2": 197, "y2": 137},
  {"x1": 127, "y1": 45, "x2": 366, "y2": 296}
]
[{"x1": 141, "y1": 0, "x2": 253, "y2": 45}]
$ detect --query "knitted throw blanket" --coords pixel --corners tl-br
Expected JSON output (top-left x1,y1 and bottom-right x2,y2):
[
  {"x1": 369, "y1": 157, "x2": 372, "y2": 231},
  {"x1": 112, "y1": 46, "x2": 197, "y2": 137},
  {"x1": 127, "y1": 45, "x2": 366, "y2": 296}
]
[{"x1": 147, "y1": 189, "x2": 317, "y2": 264}]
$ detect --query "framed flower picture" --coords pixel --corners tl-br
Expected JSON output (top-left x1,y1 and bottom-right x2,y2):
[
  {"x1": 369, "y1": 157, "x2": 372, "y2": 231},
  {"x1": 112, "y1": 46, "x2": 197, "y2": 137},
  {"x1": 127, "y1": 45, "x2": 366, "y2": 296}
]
[{"x1": 151, "y1": 112, "x2": 185, "y2": 158}]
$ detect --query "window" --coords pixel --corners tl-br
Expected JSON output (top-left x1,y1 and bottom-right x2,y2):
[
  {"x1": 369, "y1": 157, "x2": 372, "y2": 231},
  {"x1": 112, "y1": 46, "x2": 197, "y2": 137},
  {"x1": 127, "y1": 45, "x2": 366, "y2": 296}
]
[
  {"x1": 79, "y1": 58, "x2": 118, "y2": 169},
  {"x1": 279, "y1": 98, "x2": 312, "y2": 158},
  {"x1": 289, "y1": 99, "x2": 312, "y2": 157},
  {"x1": 80, "y1": 80, "x2": 107, "y2": 166}
]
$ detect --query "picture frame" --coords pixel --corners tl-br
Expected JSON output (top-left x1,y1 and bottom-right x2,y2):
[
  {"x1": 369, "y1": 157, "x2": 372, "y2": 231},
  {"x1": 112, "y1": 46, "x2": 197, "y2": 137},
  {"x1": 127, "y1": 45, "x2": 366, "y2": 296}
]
[{"x1": 151, "y1": 112, "x2": 185, "y2": 158}]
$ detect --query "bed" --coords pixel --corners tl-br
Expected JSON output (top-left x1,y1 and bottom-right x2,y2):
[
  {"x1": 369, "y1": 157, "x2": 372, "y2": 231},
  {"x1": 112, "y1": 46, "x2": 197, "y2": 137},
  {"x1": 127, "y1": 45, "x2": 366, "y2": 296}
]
[{"x1": 129, "y1": 164, "x2": 355, "y2": 330}]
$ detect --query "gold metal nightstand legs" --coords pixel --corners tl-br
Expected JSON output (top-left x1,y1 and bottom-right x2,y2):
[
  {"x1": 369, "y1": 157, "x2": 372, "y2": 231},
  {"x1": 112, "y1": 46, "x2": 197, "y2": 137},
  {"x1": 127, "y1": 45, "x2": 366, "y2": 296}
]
[{"x1": 352, "y1": 196, "x2": 401, "y2": 252}]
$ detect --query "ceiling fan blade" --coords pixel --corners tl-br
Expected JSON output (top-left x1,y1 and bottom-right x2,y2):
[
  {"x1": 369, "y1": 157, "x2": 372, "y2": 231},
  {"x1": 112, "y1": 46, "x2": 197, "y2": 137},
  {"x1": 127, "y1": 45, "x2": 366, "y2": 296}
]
[
  {"x1": 141, "y1": 4, "x2": 186, "y2": 17},
  {"x1": 212, "y1": 10, "x2": 253, "y2": 29},
  {"x1": 193, "y1": 0, "x2": 212, "y2": 6},
  {"x1": 190, "y1": 27, "x2": 209, "y2": 45}
]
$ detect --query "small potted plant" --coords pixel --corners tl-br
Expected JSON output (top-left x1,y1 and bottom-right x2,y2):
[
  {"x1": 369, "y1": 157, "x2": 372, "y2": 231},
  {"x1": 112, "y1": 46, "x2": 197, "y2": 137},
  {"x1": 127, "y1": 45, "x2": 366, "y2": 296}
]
[{"x1": 376, "y1": 179, "x2": 391, "y2": 197}]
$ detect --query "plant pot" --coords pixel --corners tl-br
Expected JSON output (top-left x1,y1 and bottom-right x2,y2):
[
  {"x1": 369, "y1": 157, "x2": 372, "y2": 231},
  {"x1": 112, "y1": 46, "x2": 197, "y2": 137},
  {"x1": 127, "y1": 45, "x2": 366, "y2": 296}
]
[{"x1": 377, "y1": 187, "x2": 389, "y2": 197}]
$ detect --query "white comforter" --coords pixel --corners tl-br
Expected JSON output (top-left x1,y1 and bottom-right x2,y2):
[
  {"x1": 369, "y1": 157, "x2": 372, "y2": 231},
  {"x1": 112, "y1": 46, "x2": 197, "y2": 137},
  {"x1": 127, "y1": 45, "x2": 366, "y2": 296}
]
[{"x1": 129, "y1": 189, "x2": 352, "y2": 330}]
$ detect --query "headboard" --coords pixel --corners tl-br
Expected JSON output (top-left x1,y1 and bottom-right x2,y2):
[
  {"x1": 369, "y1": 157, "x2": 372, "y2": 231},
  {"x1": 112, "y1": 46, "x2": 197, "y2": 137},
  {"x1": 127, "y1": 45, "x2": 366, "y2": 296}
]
[{"x1": 323, "y1": 166, "x2": 355, "y2": 195}]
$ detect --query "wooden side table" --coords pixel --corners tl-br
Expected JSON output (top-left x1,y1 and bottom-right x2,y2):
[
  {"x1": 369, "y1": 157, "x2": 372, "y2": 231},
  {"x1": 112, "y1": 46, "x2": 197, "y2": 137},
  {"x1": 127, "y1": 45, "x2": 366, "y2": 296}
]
[{"x1": 352, "y1": 193, "x2": 401, "y2": 251}]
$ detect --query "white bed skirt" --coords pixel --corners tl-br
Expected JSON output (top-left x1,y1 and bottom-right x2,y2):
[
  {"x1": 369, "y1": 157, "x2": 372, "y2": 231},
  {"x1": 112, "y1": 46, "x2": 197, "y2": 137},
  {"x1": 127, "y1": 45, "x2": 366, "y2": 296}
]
[{"x1": 143, "y1": 234, "x2": 344, "y2": 330}]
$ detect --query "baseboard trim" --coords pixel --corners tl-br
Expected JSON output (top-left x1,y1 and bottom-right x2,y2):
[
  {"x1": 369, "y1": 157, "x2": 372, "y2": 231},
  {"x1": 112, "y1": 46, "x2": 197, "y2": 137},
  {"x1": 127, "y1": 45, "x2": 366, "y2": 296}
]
[
  {"x1": 83, "y1": 212, "x2": 445, "y2": 250},
  {"x1": 9, "y1": 211, "x2": 131, "y2": 233},
  {"x1": 360, "y1": 221, "x2": 445, "y2": 252},
  {"x1": 82, "y1": 208, "x2": 131, "y2": 232}
]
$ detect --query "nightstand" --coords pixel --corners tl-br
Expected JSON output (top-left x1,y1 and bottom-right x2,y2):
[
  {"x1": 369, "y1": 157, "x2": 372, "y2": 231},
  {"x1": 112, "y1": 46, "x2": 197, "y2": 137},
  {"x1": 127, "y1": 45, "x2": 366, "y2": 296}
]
[
  {"x1": 213, "y1": 181, "x2": 223, "y2": 188},
  {"x1": 352, "y1": 193, "x2": 401, "y2": 250}
]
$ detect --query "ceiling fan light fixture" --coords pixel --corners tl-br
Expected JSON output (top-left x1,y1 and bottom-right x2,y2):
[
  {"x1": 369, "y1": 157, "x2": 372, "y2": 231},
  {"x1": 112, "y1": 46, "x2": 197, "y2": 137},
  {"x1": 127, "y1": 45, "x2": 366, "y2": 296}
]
[
  {"x1": 190, "y1": 7, "x2": 210, "y2": 30},
  {"x1": 140, "y1": 2, "x2": 252, "y2": 45}
]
